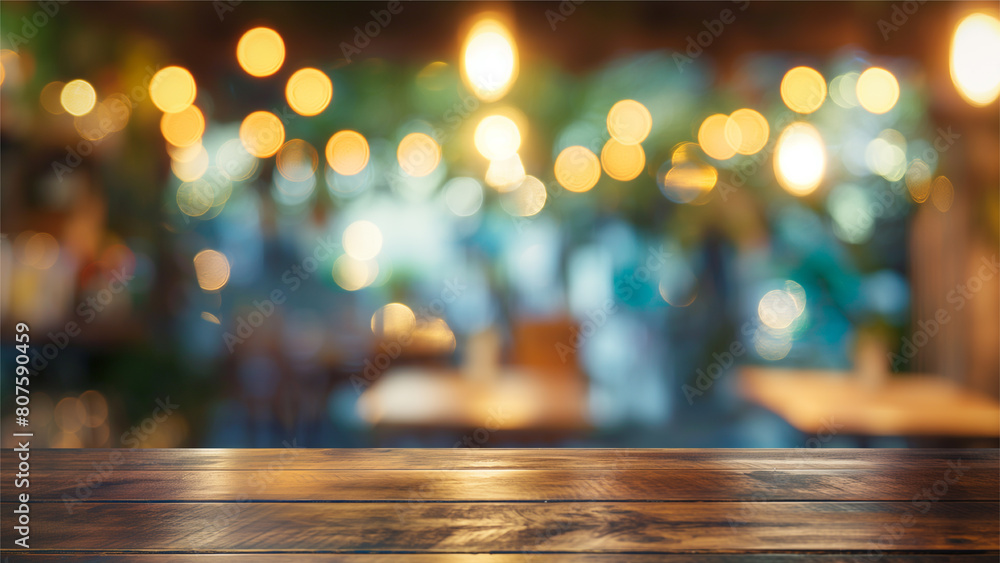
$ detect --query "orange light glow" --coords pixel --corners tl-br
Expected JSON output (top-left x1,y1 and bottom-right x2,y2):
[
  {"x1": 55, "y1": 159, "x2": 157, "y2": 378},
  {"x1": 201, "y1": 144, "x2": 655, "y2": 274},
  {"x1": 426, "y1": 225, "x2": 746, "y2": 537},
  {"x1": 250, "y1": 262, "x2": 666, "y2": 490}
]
[
  {"x1": 461, "y1": 18, "x2": 518, "y2": 102},
  {"x1": 397, "y1": 133, "x2": 441, "y2": 177},
  {"x1": 276, "y1": 139, "x2": 319, "y2": 182},
  {"x1": 60, "y1": 79, "x2": 97, "y2": 116},
  {"x1": 286, "y1": 68, "x2": 332, "y2": 116},
  {"x1": 607, "y1": 99, "x2": 652, "y2": 145},
  {"x1": 193, "y1": 249, "x2": 231, "y2": 291},
  {"x1": 326, "y1": 130, "x2": 370, "y2": 176},
  {"x1": 160, "y1": 105, "x2": 205, "y2": 148},
  {"x1": 554, "y1": 146, "x2": 600, "y2": 193},
  {"x1": 600, "y1": 139, "x2": 645, "y2": 181},
  {"x1": 780, "y1": 66, "x2": 826, "y2": 114},
  {"x1": 239, "y1": 111, "x2": 285, "y2": 158},
  {"x1": 237, "y1": 27, "x2": 285, "y2": 77},
  {"x1": 150, "y1": 66, "x2": 197, "y2": 113},
  {"x1": 856, "y1": 67, "x2": 899, "y2": 114}
]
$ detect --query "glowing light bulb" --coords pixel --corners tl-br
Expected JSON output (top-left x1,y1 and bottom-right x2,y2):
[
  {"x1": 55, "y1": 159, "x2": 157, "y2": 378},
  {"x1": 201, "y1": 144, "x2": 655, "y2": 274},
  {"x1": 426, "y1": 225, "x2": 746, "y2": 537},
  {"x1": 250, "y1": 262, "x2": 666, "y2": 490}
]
[
  {"x1": 774, "y1": 122, "x2": 825, "y2": 196},
  {"x1": 461, "y1": 18, "x2": 517, "y2": 102},
  {"x1": 950, "y1": 13, "x2": 1000, "y2": 107}
]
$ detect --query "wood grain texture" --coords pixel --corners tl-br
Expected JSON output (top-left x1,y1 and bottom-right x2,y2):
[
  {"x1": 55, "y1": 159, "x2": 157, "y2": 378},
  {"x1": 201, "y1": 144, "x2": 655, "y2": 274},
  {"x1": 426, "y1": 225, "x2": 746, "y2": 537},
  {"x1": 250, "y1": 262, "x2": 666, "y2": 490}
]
[
  {"x1": 5, "y1": 468, "x2": 997, "y2": 502},
  {"x1": 3, "y1": 448, "x2": 997, "y2": 471},
  {"x1": 0, "y1": 449, "x2": 996, "y2": 558},
  {"x1": 8, "y1": 555, "x2": 1000, "y2": 562},
  {"x1": 2, "y1": 501, "x2": 997, "y2": 552}
]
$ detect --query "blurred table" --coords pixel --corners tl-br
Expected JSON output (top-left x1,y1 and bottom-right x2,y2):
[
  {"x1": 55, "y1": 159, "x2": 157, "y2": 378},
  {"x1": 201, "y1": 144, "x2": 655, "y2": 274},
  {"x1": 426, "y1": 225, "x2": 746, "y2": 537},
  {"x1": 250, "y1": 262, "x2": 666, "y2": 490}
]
[
  {"x1": 740, "y1": 366, "x2": 1000, "y2": 438},
  {"x1": 2, "y1": 448, "x2": 998, "y2": 558},
  {"x1": 357, "y1": 367, "x2": 591, "y2": 433}
]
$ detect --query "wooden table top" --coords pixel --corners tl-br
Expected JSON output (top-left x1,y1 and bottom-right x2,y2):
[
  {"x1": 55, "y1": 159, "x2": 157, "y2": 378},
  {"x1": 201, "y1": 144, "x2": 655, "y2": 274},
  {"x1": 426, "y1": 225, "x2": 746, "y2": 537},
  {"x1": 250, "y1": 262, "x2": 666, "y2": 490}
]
[
  {"x1": 2, "y1": 448, "x2": 998, "y2": 560},
  {"x1": 740, "y1": 366, "x2": 1000, "y2": 437}
]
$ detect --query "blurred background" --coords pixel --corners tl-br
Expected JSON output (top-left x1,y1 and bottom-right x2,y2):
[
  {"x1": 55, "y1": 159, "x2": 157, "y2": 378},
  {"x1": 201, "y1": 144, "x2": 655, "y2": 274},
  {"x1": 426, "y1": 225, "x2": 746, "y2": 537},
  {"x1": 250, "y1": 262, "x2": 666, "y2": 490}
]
[{"x1": 1, "y1": 1, "x2": 998, "y2": 449}]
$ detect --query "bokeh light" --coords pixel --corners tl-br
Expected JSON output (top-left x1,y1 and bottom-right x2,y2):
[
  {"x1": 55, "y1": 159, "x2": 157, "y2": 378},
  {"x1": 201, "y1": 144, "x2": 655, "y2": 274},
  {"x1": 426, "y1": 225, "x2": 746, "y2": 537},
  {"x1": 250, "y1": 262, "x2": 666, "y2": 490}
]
[
  {"x1": 193, "y1": 249, "x2": 231, "y2": 292},
  {"x1": 150, "y1": 66, "x2": 197, "y2": 113},
  {"x1": 17, "y1": 232, "x2": 60, "y2": 269},
  {"x1": 607, "y1": 99, "x2": 652, "y2": 145},
  {"x1": 54, "y1": 397, "x2": 86, "y2": 433},
  {"x1": 600, "y1": 138, "x2": 646, "y2": 181},
  {"x1": 758, "y1": 285, "x2": 805, "y2": 329},
  {"x1": 856, "y1": 67, "x2": 899, "y2": 114},
  {"x1": 239, "y1": 111, "x2": 285, "y2": 158},
  {"x1": 371, "y1": 303, "x2": 417, "y2": 340},
  {"x1": 176, "y1": 179, "x2": 215, "y2": 217},
  {"x1": 905, "y1": 159, "x2": 932, "y2": 203},
  {"x1": 276, "y1": 139, "x2": 319, "y2": 182},
  {"x1": 474, "y1": 115, "x2": 521, "y2": 161},
  {"x1": 554, "y1": 145, "x2": 600, "y2": 192},
  {"x1": 237, "y1": 27, "x2": 285, "y2": 77},
  {"x1": 40, "y1": 81, "x2": 67, "y2": 114},
  {"x1": 333, "y1": 255, "x2": 378, "y2": 291},
  {"x1": 931, "y1": 176, "x2": 954, "y2": 212},
  {"x1": 343, "y1": 220, "x2": 383, "y2": 261},
  {"x1": 485, "y1": 153, "x2": 526, "y2": 192},
  {"x1": 780, "y1": 66, "x2": 826, "y2": 114},
  {"x1": 830, "y1": 72, "x2": 860, "y2": 108},
  {"x1": 60, "y1": 79, "x2": 97, "y2": 116},
  {"x1": 657, "y1": 143, "x2": 718, "y2": 204},
  {"x1": 444, "y1": 177, "x2": 484, "y2": 216},
  {"x1": 774, "y1": 122, "x2": 825, "y2": 196},
  {"x1": 325, "y1": 130, "x2": 370, "y2": 176},
  {"x1": 160, "y1": 105, "x2": 205, "y2": 148},
  {"x1": 171, "y1": 144, "x2": 209, "y2": 181},
  {"x1": 950, "y1": 13, "x2": 1000, "y2": 107},
  {"x1": 397, "y1": 132, "x2": 441, "y2": 177},
  {"x1": 865, "y1": 129, "x2": 907, "y2": 181},
  {"x1": 103, "y1": 94, "x2": 132, "y2": 132},
  {"x1": 729, "y1": 108, "x2": 769, "y2": 155},
  {"x1": 462, "y1": 18, "x2": 518, "y2": 102},
  {"x1": 501, "y1": 175, "x2": 547, "y2": 217},
  {"x1": 74, "y1": 103, "x2": 114, "y2": 141},
  {"x1": 285, "y1": 68, "x2": 333, "y2": 116},
  {"x1": 79, "y1": 390, "x2": 108, "y2": 428},
  {"x1": 698, "y1": 113, "x2": 741, "y2": 161},
  {"x1": 217, "y1": 138, "x2": 258, "y2": 181}
]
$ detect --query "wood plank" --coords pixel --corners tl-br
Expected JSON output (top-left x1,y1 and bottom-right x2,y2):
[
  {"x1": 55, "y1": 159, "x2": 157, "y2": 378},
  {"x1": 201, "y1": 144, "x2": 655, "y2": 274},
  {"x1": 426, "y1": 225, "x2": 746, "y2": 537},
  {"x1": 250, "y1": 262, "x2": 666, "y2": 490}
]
[
  {"x1": 6, "y1": 468, "x2": 996, "y2": 502},
  {"x1": 2, "y1": 501, "x2": 996, "y2": 552},
  {"x1": 4, "y1": 448, "x2": 997, "y2": 472},
  {"x1": 7, "y1": 555, "x2": 1000, "y2": 562}
]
